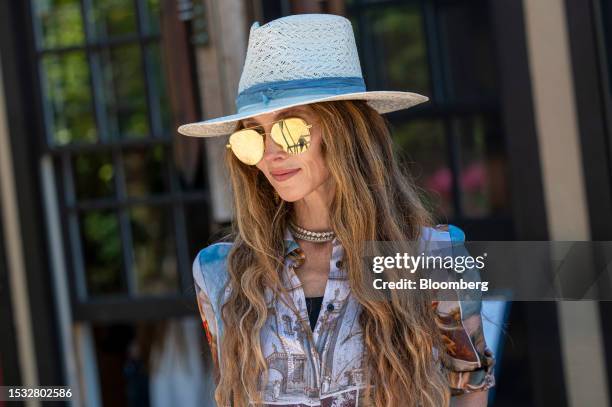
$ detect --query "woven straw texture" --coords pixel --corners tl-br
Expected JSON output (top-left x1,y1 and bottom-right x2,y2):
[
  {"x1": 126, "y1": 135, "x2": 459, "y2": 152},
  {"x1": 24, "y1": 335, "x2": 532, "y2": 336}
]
[
  {"x1": 177, "y1": 14, "x2": 429, "y2": 137},
  {"x1": 238, "y1": 14, "x2": 362, "y2": 93}
]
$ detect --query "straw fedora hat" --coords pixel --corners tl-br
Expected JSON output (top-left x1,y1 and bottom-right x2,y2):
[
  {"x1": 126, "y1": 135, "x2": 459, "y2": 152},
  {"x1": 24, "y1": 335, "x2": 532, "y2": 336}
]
[{"x1": 177, "y1": 13, "x2": 428, "y2": 137}]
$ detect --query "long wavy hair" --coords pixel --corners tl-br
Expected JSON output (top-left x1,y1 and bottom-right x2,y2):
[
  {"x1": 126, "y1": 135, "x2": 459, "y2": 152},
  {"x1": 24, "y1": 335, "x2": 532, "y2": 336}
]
[{"x1": 216, "y1": 100, "x2": 451, "y2": 406}]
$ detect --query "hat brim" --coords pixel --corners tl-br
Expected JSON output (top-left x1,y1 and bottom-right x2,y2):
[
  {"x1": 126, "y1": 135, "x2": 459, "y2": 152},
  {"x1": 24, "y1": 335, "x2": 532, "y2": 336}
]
[{"x1": 177, "y1": 91, "x2": 428, "y2": 137}]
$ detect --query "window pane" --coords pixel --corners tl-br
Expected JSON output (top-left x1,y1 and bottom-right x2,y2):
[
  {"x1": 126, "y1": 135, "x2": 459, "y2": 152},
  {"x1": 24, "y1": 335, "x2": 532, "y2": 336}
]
[
  {"x1": 142, "y1": 0, "x2": 161, "y2": 35},
  {"x1": 455, "y1": 115, "x2": 510, "y2": 218},
  {"x1": 81, "y1": 210, "x2": 124, "y2": 295},
  {"x1": 129, "y1": 205, "x2": 178, "y2": 295},
  {"x1": 392, "y1": 120, "x2": 453, "y2": 219},
  {"x1": 124, "y1": 145, "x2": 170, "y2": 196},
  {"x1": 361, "y1": 5, "x2": 429, "y2": 95},
  {"x1": 89, "y1": 0, "x2": 137, "y2": 39},
  {"x1": 98, "y1": 44, "x2": 150, "y2": 139},
  {"x1": 73, "y1": 152, "x2": 115, "y2": 200},
  {"x1": 41, "y1": 52, "x2": 97, "y2": 144},
  {"x1": 32, "y1": 0, "x2": 85, "y2": 49},
  {"x1": 435, "y1": 0, "x2": 498, "y2": 103},
  {"x1": 599, "y1": 0, "x2": 612, "y2": 102},
  {"x1": 145, "y1": 44, "x2": 172, "y2": 137}
]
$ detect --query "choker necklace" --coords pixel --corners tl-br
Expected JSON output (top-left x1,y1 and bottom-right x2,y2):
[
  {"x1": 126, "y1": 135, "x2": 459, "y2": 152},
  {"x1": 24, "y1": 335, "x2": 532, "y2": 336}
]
[{"x1": 288, "y1": 220, "x2": 335, "y2": 243}]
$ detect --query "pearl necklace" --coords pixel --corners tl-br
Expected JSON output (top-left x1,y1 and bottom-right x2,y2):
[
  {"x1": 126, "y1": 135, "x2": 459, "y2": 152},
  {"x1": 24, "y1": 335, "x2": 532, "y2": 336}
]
[{"x1": 288, "y1": 220, "x2": 335, "y2": 243}]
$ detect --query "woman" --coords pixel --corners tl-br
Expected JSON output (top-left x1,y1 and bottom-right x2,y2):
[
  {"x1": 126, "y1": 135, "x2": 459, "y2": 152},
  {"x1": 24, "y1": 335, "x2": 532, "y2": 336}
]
[{"x1": 179, "y1": 14, "x2": 495, "y2": 407}]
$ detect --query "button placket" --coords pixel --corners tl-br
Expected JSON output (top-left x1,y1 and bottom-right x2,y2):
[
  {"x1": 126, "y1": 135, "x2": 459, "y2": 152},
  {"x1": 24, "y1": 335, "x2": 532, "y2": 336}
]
[
  {"x1": 278, "y1": 228, "x2": 354, "y2": 403},
  {"x1": 282, "y1": 257, "x2": 323, "y2": 394},
  {"x1": 311, "y1": 240, "x2": 345, "y2": 344},
  {"x1": 312, "y1": 238, "x2": 352, "y2": 397}
]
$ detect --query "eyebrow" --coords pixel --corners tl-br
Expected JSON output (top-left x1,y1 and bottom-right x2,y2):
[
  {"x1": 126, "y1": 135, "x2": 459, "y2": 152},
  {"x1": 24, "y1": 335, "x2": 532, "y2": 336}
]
[{"x1": 242, "y1": 107, "x2": 308, "y2": 127}]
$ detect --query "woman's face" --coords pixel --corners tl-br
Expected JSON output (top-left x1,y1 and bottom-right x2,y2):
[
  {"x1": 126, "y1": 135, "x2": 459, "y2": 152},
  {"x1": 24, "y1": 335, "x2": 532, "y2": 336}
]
[{"x1": 241, "y1": 105, "x2": 331, "y2": 202}]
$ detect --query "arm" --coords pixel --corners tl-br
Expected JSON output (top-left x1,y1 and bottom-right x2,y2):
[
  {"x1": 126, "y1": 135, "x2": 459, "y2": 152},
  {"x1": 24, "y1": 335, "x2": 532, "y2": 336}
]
[
  {"x1": 193, "y1": 252, "x2": 221, "y2": 386},
  {"x1": 434, "y1": 300, "x2": 495, "y2": 401},
  {"x1": 431, "y1": 225, "x2": 496, "y2": 404}
]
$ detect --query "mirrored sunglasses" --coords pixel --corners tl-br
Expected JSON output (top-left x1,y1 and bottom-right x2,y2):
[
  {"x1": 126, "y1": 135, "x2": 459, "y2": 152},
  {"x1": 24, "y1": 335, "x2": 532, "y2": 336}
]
[{"x1": 226, "y1": 117, "x2": 312, "y2": 165}]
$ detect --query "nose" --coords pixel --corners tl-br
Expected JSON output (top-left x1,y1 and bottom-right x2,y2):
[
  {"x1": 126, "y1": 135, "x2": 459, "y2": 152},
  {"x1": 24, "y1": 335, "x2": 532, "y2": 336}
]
[{"x1": 261, "y1": 126, "x2": 287, "y2": 161}]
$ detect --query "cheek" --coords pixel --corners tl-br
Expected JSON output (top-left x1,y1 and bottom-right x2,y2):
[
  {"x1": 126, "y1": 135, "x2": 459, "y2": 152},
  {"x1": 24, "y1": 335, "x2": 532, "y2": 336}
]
[
  {"x1": 312, "y1": 157, "x2": 330, "y2": 184},
  {"x1": 305, "y1": 132, "x2": 329, "y2": 183},
  {"x1": 301, "y1": 153, "x2": 330, "y2": 188}
]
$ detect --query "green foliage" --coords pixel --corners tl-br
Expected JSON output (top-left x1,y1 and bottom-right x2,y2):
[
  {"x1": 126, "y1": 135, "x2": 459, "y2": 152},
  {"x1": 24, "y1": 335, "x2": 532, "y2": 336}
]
[
  {"x1": 82, "y1": 211, "x2": 122, "y2": 293},
  {"x1": 368, "y1": 5, "x2": 429, "y2": 94},
  {"x1": 42, "y1": 52, "x2": 97, "y2": 144},
  {"x1": 34, "y1": 0, "x2": 169, "y2": 144},
  {"x1": 33, "y1": 0, "x2": 85, "y2": 48}
]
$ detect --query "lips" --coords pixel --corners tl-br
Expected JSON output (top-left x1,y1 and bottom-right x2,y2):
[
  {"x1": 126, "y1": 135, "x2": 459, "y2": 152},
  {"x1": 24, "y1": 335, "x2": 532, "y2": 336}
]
[{"x1": 270, "y1": 168, "x2": 301, "y2": 182}]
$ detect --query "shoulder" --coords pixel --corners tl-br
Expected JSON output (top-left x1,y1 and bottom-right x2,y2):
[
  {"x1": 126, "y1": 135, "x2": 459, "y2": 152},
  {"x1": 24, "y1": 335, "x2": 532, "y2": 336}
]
[
  {"x1": 194, "y1": 242, "x2": 234, "y2": 266},
  {"x1": 420, "y1": 223, "x2": 466, "y2": 243},
  {"x1": 417, "y1": 224, "x2": 466, "y2": 256},
  {"x1": 192, "y1": 242, "x2": 234, "y2": 297}
]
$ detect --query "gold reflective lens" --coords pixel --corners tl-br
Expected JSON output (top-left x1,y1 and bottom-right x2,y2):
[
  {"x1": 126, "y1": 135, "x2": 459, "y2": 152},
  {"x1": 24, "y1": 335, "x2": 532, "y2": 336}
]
[
  {"x1": 270, "y1": 118, "x2": 312, "y2": 155},
  {"x1": 228, "y1": 117, "x2": 313, "y2": 165},
  {"x1": 228, "y1": 129, "x2": 264, "y2": 165}
]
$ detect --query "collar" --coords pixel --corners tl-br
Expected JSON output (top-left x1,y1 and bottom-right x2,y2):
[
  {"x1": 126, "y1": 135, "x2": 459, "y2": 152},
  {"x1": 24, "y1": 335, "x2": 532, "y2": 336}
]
[
  {"x1": 283, "y1": 226, "x2": 340, "y2": 257},
  {"x1": 283, "y1": 226, "x2": 301, "y2": 256},
  {"x1": 280, "y1": 226, "x2": 346, "y2": 296}
]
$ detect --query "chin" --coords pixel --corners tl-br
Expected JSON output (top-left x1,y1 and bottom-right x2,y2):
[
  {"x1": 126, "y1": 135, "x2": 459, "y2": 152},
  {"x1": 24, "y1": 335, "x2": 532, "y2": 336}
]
[
  {"x1": 275, "y1": 183, "x2": 309, "y2": 202},
  {"x1": 270, "y1": 176, "x2": 309, "y2": 202},
  {"x1": 278, "y1": 190, "x2": 307, "y2": 202}
]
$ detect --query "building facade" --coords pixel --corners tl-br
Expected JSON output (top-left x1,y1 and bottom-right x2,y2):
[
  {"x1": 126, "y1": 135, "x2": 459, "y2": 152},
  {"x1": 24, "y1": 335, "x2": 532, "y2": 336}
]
[{"x1": 1, "y1": 0, "x2": 611, "y2": 406}]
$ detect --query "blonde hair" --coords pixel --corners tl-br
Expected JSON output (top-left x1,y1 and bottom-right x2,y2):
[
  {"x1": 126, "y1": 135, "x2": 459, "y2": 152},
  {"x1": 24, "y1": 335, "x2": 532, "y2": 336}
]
[{"x1": 216, "y1": 100, "x2": 450, "y2": 406}]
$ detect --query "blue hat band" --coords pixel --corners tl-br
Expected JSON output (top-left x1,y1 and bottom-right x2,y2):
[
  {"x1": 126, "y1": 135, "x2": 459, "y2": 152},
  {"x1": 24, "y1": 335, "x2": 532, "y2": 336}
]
[{"x1": 235, "y1": 77, "x2": 366, "y2": 113}]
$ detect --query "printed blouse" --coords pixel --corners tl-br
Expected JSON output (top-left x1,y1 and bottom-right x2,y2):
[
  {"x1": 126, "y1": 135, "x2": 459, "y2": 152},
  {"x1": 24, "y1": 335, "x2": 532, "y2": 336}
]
[{"x1": 192, "y1": 224, "x2": 495, "y2": 406}]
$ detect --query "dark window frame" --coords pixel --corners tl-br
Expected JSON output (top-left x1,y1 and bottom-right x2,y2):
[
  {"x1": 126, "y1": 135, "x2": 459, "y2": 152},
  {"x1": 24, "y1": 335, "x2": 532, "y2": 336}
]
[
  {"x1": 26, "y1": 0, "x2": 211, "y2": 322},
  {"x1": 348, "y1": 0, "x2": 515, "y2": 239}
]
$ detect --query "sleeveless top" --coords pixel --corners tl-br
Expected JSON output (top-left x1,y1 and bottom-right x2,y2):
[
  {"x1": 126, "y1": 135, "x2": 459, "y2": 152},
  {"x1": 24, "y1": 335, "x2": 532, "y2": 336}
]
[
  {"x1": 192, "y1": 224, "x2": 495, "y2": 405},
  {"x1": 305, "y1": 296, "x2": 324, "y2": 331}
]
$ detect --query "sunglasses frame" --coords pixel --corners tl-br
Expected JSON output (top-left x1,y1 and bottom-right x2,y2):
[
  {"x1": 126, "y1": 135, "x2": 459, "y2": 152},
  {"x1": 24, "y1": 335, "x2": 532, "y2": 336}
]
[{"x1": 225, "y1": 116, "x2": 313, "y2": 165}]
